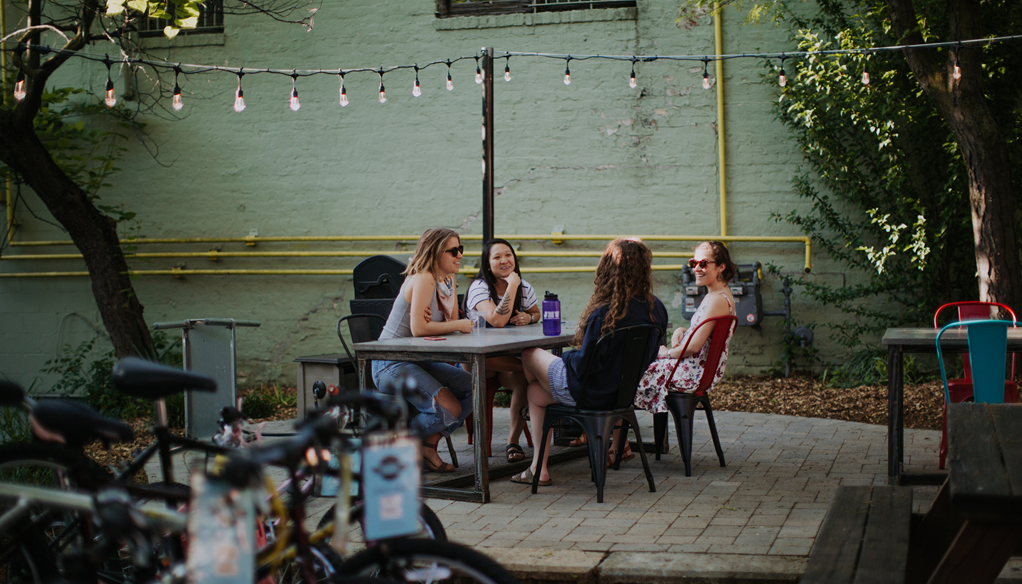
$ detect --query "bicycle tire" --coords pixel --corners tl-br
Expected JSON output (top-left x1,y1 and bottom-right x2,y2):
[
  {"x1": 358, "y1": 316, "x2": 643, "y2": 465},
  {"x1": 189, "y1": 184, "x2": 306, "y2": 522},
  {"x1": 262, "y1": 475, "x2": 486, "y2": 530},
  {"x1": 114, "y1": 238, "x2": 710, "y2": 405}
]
[
  {"x1": 335, "y1": 538, "x2": 519, "y2": 584},
  {"x1": 315, "y1": 502, "x2": 448, "y2": 544},
  {"x1": 0, "y1": 442, "x2": 112, "y2": 583}
]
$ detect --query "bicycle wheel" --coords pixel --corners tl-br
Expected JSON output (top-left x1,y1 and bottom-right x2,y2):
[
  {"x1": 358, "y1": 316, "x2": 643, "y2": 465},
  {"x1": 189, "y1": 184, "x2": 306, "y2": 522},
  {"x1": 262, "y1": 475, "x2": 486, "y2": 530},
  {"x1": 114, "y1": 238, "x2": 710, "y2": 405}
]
[
  {"x1": 315, "y1": 502, "x2": 447, "y2": 546},
  {"x1": 0, "y1": 442, "x2": 112, "y2": 583},
  {"x1": 335, "y1": 539, "x2": 519, "y2": 584},
  {"x1": 263, "y1": 542, "x2": 346, "y2": 584}
]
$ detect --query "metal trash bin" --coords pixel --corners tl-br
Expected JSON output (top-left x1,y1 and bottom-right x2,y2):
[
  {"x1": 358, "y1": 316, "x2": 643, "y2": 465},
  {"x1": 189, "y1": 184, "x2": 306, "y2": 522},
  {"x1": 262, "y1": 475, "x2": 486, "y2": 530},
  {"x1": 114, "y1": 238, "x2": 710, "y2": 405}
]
[
  {"x1": 152, "y1": 318, "x2": 260, "y2": 439},
  {"x1": 353, "y1": 255, "x2": 407, "y2": 299}
]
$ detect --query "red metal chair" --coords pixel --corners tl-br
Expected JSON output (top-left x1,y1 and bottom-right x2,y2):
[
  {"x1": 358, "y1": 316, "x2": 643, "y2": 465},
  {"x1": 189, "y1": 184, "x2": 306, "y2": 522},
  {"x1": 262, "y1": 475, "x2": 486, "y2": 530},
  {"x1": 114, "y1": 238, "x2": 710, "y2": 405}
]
[
  {"x1": 932, "y1": 301, "x2": 1018, "y2": 468},
  {"x1": 651, "y1": 315, "x2": 738, "y2": 477}
]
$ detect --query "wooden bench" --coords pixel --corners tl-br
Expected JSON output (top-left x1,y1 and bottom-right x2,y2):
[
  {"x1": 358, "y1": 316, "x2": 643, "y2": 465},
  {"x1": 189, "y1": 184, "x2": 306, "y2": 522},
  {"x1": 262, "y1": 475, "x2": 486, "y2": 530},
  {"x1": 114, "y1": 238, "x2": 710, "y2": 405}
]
[{"x1": 802, "y1": 485, "x2": 914, "y2": 584}]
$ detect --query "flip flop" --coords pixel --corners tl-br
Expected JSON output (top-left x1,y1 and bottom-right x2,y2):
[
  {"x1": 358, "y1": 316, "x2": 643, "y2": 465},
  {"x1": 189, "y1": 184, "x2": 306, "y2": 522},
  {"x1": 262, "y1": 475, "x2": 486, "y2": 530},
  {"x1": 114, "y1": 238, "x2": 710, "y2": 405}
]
[
  {"x1": 510, "y1": 468, "x2": 551, "y2": 487},
  {"x1": 608, "y1": 450, "x2": 635, "y2": 468},
  {"x1": 506, "y1": 443, "x2": 526, "y2": 463},
  {"x1": 568, "y1": 433, "x2": 587, "y2": 447}
]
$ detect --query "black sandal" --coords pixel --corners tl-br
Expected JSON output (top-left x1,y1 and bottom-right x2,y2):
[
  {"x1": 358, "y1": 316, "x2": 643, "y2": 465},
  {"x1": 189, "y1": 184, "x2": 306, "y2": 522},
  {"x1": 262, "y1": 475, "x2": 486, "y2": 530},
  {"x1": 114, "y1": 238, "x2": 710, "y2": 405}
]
[{"x1": 506, "y1": 443, "x2": 525, "y2": 462}]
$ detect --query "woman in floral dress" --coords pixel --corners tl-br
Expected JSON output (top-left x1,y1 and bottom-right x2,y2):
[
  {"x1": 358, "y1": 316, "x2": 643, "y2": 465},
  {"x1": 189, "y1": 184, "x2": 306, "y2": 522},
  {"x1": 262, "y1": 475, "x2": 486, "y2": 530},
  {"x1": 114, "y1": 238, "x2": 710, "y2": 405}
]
[{"x1": 635, "y1": 241, "x2": 737, "y2": 415}]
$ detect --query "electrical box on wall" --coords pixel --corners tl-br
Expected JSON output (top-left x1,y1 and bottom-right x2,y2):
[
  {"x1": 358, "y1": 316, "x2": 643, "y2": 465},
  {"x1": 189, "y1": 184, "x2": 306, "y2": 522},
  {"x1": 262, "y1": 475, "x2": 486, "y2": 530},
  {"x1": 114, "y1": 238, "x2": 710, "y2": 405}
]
[{"x1": 682, "y1": 261, "x2": 764, "y2": 326}]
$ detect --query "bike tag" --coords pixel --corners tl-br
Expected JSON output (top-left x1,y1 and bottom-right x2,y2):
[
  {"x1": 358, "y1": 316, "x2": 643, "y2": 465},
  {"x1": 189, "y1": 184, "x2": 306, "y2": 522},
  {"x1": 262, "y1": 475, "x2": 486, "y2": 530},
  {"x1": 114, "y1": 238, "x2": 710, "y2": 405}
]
[
  {"x1": 321, "y1": 437, "x2": 360, "y2": 498},
  {"x1": 360, "y1": 430, "x2": 420, "y2": 541},
  {"x1": 186, "y1": 473, "x2": 256, "y2": 584}
]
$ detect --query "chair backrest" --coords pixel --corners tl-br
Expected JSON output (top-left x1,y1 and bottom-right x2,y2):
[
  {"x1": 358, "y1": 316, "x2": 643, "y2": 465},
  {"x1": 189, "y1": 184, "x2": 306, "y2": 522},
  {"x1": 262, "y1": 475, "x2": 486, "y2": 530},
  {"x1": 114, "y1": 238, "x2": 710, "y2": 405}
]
[
  {"x1": 933, "y1": 301, "x2": 1017, "y2": 380},
  {"x1": 936, "y1": 319, "x2": 1010, "y2": 405},
  {"x1": 349, "y1": 298, "x2": 396, "y2": 340},
  {"x1": 589, "y1": 324, "x2": 663, "y2": 410},
  {"x1": 666, "y1": 315, "x2": 739, "y2": 396},
  {"x1": 352, "y1": 255, "x2": 407, "y2": 299},
  {"x1": 337, "y1": 313, "x2": 389, "y2": 362}
]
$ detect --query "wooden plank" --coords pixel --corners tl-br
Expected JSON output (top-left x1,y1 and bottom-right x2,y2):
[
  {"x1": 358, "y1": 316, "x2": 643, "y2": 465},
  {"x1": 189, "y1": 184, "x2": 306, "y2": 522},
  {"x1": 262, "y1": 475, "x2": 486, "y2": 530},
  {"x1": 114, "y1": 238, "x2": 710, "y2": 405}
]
[
  {"x1": 802, "y1": 486, "x2": 871, "y2": 584},
  {"x1": 948, "y1": 404, "x2": 1012, "y2": 520},
  {"x1": 926, "y1": 520, "x2": 1022, "y2": 584},
  {"x1": 854, "y1": 486, "x2": 912, "y2": 584},
  {"x1": 989, "y1": 404, "x2": 1022, "y2": 519},
  {"x1": 908, "y1": 482, "x2": 965, "y2": 584}
]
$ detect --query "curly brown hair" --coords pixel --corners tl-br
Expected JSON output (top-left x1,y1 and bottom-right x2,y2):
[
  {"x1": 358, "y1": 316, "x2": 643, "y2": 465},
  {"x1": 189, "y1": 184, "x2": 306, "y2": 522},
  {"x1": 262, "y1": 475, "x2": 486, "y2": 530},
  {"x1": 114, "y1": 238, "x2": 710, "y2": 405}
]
[{"x1": 572, "y1": 238, "x2": 655, "y2": 347}]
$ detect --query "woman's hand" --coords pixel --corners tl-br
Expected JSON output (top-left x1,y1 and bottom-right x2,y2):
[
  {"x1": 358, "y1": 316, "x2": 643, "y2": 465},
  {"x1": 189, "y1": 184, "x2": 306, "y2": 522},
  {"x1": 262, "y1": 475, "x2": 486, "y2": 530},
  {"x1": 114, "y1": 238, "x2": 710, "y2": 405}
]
[
  {"x1": 671, "y1": 327, "x2": 687, "y2": 348},
  {"x1": 423, "y1": 305, "x2": 433, "y2": 323},
  {"x1": 511, "y1": 311, "x2": 532, "y2": 326},
  {"x1": 455, "y1": 318, "x2": 474, "y2": 334},
  {"x1": 504, "y1": 271, "x2": 521, "y2": 290},
  {"x1": 658, "y1": 345, "x2": 671, "y2": 359}
]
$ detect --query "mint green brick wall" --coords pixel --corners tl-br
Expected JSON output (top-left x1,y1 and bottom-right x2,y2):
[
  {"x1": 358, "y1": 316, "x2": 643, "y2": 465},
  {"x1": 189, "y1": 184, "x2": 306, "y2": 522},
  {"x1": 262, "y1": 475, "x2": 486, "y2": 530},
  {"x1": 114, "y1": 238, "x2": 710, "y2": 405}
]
[{"x1": 0, "y1": 0, "x2": 852, "y2": 389}]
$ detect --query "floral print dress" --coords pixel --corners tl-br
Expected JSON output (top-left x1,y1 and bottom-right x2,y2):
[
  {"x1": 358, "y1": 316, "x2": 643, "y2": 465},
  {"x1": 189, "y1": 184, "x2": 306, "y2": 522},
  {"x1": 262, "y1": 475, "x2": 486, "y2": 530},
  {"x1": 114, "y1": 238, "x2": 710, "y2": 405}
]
[{"x1": 634, "y1": 293, "x2": 734, "y2": 414}]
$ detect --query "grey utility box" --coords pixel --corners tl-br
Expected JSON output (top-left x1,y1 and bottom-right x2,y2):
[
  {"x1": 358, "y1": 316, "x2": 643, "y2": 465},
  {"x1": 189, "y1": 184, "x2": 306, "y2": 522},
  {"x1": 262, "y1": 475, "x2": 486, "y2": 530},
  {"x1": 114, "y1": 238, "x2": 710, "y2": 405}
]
[
  {"x1": 152, "y1": 318, "x2": 260, "y2": 439},
  {"x1": 682, "y1": 262, "x2": 764, "y2": 326}
]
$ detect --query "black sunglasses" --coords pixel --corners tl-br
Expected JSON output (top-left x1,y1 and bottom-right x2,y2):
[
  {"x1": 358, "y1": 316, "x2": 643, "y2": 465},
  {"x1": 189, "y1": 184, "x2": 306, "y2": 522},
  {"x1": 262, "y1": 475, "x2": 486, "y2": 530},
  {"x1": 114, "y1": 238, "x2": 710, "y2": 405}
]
[
  {"x1": 688, "y1": 259, "x2": 716, "y2": 269},
  {"x1": 445, "y1": 245, "x2": 464, "y2": 257}
]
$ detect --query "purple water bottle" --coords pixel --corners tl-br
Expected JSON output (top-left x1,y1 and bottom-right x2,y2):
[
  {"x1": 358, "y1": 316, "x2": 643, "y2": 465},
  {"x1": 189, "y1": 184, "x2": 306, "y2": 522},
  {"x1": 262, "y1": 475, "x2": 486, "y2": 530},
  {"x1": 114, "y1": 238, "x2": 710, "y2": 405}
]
[{"x1": 542, "y1": 291, "x2": 561, "y2": 336}]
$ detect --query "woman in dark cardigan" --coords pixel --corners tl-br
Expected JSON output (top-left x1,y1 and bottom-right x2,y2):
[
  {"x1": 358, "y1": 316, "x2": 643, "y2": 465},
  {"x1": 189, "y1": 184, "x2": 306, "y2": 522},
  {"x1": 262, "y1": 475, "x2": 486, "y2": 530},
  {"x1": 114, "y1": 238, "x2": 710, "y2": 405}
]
[{"x1": 511, "y1": 238, "x2": 667, "y2": 486}]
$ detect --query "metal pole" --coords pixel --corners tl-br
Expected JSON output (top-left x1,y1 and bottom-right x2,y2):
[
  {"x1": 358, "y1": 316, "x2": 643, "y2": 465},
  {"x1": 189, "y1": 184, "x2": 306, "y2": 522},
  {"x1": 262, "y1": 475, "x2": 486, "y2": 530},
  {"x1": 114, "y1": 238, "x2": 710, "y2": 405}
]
[{"x1": 482, "y1": 48, "x2": 495, "y2": 243}]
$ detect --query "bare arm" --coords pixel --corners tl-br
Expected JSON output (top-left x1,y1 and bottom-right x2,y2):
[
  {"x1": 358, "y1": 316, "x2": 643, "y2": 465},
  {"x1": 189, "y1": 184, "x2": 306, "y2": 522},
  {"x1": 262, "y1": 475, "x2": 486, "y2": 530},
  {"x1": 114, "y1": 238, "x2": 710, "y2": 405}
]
[
  {"x1": 663, "y1": 295, "x2": 732, "y2": 360},
  {"x1": 474, "y1": 273, "x2": 521, "y2": 327},
  {"x1": 407, "y1": 274, "x2": 473, "y2": 336}
]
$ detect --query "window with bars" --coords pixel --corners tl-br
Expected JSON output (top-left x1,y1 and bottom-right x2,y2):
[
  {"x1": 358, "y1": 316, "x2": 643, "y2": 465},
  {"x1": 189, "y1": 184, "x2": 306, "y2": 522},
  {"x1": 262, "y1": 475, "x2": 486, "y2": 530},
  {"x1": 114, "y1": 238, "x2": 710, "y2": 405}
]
[
  {"x1": 436, "y1": 0, "x2": 636, "y2": 18},
  {"x1": 137, "y1": 0, "x2": 224, "y2": 36}
]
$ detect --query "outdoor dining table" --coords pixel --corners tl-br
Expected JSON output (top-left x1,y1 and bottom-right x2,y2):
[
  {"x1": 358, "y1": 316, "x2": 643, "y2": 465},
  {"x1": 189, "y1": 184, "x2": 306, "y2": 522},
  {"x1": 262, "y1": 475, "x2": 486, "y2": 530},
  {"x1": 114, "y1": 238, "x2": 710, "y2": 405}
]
[
  {"x1": 881, "y1": 327, "x2": 1022, "y2": 485},
  {"x1": 909, "y1": 403, "x2": 1022, "y2": 584},
  {"x1": 354, "y1": 322, "x2": 577, "y2": 503}
]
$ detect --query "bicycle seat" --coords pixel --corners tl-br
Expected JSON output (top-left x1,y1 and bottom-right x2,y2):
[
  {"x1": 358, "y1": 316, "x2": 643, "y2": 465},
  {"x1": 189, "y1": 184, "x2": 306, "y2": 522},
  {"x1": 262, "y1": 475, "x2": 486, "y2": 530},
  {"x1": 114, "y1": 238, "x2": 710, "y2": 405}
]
[
  {"x1": 112, "y1": 357, "x2": 217, "y2": 399},
  {"x1": 31, "y1": 399, "x2": 134, "y2": 448},
  {"x1": 0, "y1": 380, "x2": 25, "y2": 406}
]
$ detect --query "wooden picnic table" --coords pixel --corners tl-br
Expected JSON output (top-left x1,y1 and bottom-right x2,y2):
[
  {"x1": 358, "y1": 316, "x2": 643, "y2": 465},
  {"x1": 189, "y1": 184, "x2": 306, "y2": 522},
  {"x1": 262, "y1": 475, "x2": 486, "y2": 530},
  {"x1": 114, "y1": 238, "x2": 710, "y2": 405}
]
[
  {"x1": 908, "y1": 403, "x2": 1022, "y2": 584},
  {"x1": 354, "y1": 322, "x2": 576, "y2": 503}
]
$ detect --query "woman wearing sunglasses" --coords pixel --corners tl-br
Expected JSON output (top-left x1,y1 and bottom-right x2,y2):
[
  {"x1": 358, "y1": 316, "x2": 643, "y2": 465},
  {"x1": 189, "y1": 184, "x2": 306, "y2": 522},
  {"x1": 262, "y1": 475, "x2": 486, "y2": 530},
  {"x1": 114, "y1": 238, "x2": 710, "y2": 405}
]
[
  {"x1": 464, "y1": 238, "x2": 542, "y2": 462},
  {"x1": 634, "y1": 241, "x2": 737, "y2": 416},
  {"x1": 372, "y1": 227, "x2": 474, "y2": 473},
  {"x1": 510, "y1": 238, "x2": 668, "y2": 487}
]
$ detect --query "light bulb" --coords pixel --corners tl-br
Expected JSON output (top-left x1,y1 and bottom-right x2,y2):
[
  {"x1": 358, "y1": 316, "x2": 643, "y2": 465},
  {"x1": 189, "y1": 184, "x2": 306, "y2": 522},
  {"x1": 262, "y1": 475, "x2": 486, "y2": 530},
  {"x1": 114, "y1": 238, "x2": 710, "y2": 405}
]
[
  {"x1": 778, "y1": 69, "x2": 787, "y2": 87},
  {"x1": 340, "y1": 86, "x2": 349, "y2": 106},
  {"x1": 504, "y1": 64, "x2": 511, "y2": 82},
  {"x1": 953, "y1": 60, "x2": 962, "y2": 81},
  {"x1": 234, "y1": 87, "x2": 246, "y2": 112},
  {"x1": 104, "y1": 78, "x2": 117, "y2": 107},
  {"x1": 289, "y1": 89, "x2": 300, "y2": 111},
  {"x1": 629, "y1": 69, "x2": 637, "y2": 89},
  {"x1": 861, "y1": 70, "x2": 870, "y2": 86},
  {"x1": 563, "y1": 67, "x2": 571, "y2": 85},
  {"x1": 413, "y1": 78, "x2": 422, "y2": 97},
  {"x1": 172, "y1": 84, "x2": 183, "y2": 110},
  {"x1": 13, "y1": 72, "x2": 25, "y2": 101},
  {"x1": 702, "y1": 72, "x2": 710, "y2": 90},
  {"x1": 379, "y1": 83, "x2": 387, "y2": 104},
  {"x1": 475, "y1": 66, "x2": 482, "y2": 84},
  {"x1": 447, "y1": 70, "x2": 453, "y2": 91}
]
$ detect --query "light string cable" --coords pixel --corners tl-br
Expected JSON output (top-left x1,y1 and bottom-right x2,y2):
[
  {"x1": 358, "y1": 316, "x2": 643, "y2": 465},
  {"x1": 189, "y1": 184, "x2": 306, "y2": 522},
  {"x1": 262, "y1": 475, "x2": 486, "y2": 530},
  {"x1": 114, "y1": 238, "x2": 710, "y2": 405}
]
[{"x1": 3, "y1": 33, "x2": 1022, "y2": 106}]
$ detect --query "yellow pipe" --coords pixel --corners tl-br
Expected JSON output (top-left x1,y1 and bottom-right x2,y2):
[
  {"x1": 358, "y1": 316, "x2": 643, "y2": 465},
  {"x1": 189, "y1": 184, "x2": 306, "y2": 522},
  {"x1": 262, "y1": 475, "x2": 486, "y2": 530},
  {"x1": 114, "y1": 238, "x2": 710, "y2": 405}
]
[
  {"x1": 0, "y1": 264, "x2": 689, "y2": 278},
  {"x1": 714, "y1": 1, "x2": 726, "y2": 238}
]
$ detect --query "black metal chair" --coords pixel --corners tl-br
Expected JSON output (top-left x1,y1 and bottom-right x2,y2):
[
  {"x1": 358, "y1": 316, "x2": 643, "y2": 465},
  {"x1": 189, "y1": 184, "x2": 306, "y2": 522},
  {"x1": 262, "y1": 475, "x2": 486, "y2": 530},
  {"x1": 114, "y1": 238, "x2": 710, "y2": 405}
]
[
  {"x1": 352, "y1": 255, "x2": 407, "y2": 299},
  {"x1": 337, "y1": 313, "x2": 458, "y2": 468},
  {"x1": 532, "y1": 323, "x2": 662, "y2": 502}
]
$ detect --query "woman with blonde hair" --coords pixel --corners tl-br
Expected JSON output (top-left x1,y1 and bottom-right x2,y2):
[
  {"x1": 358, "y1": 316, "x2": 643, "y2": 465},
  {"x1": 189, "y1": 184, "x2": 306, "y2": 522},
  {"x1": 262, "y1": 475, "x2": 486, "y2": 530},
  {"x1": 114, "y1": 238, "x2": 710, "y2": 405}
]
[
  {"x1": 372, "y1": 228, "x2": 474, "y2": 472},
  {"x1": 511, "y1": 238, "x2": 668, "y2": 486}
]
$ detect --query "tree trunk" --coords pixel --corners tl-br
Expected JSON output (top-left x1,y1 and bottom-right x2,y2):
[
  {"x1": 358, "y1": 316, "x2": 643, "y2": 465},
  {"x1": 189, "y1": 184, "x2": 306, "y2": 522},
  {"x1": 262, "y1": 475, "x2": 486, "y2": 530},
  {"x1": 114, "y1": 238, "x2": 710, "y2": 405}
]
[
  {"x1": 0, "y1": 111, "x2": 156, "y2": 359},
  {"x1": 886, "y1": 0, "x2": 1022, "y2": 310}
]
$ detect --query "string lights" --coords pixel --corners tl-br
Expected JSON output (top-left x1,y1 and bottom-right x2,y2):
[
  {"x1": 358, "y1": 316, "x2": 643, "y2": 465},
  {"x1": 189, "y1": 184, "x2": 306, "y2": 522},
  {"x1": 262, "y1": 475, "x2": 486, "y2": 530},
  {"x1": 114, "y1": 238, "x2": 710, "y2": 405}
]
[
  {"x1": 289, "y1": 71, "x2": 300, "y2": 111},
  {"x1": 172, "y1": 66, "x2": 183, "y2": 110},
  {"x1": 5, "y1": 34, "x2": 1016, "y2": 110},
  {"x1": 338, "y1": 71, "x2": 349, "y2": 106},
  {"x1": 103, "y1": 56, "x2": 116, "y2": 107},
  {"x1": 234, "y1": 70, "x2": 246, "y2": 112}
]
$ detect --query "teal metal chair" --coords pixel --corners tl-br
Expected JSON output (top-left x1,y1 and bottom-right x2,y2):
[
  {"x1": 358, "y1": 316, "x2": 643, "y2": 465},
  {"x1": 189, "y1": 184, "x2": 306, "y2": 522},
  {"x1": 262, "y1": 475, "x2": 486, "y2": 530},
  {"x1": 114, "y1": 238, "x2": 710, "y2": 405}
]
[{"x1": 936, "y1": 319, "x2": 1012, "y2": 409}]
